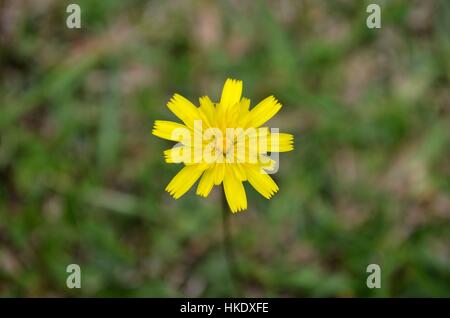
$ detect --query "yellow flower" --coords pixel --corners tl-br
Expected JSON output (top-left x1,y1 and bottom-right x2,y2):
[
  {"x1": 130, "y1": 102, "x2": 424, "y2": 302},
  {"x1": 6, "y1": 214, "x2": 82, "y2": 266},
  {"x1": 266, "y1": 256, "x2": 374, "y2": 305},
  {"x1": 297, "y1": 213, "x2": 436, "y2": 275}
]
[{"x1": 152, "y1": 78, "x2": 294, "y2": 213}]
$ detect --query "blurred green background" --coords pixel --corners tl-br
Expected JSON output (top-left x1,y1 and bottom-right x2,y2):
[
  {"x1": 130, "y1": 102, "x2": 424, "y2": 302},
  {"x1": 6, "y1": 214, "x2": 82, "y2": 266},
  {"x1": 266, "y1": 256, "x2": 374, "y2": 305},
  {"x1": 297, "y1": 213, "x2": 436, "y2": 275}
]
[{"x1": 1, "y1": 0, "x2": 449, "y2": 297}]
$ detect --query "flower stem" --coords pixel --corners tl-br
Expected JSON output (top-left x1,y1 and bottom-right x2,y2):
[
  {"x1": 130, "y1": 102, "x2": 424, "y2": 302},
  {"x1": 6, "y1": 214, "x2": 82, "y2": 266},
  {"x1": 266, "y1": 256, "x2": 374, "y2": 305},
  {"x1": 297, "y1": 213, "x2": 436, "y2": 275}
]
[{"x1": 221, "y1": 192, "x2": 240, "y2": 295}]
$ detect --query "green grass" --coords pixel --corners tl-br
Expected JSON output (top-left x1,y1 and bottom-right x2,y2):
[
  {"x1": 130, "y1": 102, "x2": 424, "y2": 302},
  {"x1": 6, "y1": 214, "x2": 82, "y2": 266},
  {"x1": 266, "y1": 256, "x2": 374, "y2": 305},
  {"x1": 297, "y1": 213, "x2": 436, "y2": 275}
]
[{"x1": 0, "y1": 0, "x2": 449, "y2": 297}]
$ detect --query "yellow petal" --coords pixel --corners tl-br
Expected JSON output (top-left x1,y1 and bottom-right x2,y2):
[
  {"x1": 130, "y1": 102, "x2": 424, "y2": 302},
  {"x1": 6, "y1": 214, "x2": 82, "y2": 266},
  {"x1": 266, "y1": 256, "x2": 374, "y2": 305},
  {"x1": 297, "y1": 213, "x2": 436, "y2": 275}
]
[
  {"x1": 233, "y1": 98, "x2": 251, "y2": 128},
  {"x1": 165, "y1": 164, "x2": 207, "y2": 199},
  {"x1": 223, "y1": 166, "x2": 247, "y2": 212},
  {"x1": 240, "y1": 97, "x2": 250, "y2": 112},
  {"x1": 220, "y1": 78, "x2": 243, "y2": 110},
  {"x1": 267, "y1": 133, "x2": 294, "y2": 152},
  {"x1": 214, "y1": 163, "x2": 225, "y2": 185},
  {"x1": 199, "y1": 96, "x2": 215, "y2": 126},
  {"x1": 196, "y1": 166, "x2": 215, "y2": 197},
  {"x1": 258, "y1": 155, "x2": 277, "y2": 173},
  {"x1": 245, "y1": 165, "x2": 279, "y2": 199},
  {"x1": 245, "y1": 96, "x2": 281, "y2": 128},
  {"x1": 167, "y1": 94, "x2": 202, "y2": 130},
  {"x1": 232, "y1": 164, "x2": 247, "y2": 181},
  {"x1": 164, "y1": 146, "x2": 193, "y2": 163},
  {"x1": 152, "y1": 120, "x2": 191, "y2": 142}
]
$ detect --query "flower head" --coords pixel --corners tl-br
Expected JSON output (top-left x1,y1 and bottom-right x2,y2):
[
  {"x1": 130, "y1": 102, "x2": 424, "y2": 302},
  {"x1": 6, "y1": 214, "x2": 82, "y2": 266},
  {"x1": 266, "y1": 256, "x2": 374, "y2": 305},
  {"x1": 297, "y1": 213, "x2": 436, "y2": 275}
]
[{"x1": 152, "y1": 78, "x2": 294, "y2": 213}]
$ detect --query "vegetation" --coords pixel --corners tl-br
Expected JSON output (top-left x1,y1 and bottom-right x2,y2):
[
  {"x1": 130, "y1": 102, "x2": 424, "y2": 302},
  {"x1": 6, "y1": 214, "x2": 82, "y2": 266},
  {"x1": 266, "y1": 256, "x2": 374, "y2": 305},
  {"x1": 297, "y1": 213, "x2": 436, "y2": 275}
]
[{"x1": 0, "y1": 0, "x2": 449, "y2": 296}]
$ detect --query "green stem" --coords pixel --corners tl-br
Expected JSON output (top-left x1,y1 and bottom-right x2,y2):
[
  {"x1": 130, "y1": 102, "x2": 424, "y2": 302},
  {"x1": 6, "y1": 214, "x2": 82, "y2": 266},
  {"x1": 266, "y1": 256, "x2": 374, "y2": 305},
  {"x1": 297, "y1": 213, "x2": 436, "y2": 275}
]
[{"x1": 221, "y1": 192, "x2": 240, "y2": 295}]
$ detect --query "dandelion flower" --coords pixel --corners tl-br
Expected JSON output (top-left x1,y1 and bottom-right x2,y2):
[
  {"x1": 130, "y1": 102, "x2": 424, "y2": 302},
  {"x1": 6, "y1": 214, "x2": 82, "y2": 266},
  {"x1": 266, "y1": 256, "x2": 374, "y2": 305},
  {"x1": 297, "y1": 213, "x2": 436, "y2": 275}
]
[{"x1": 152, "y1": 78, "x2": 294, "y2": 213}]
